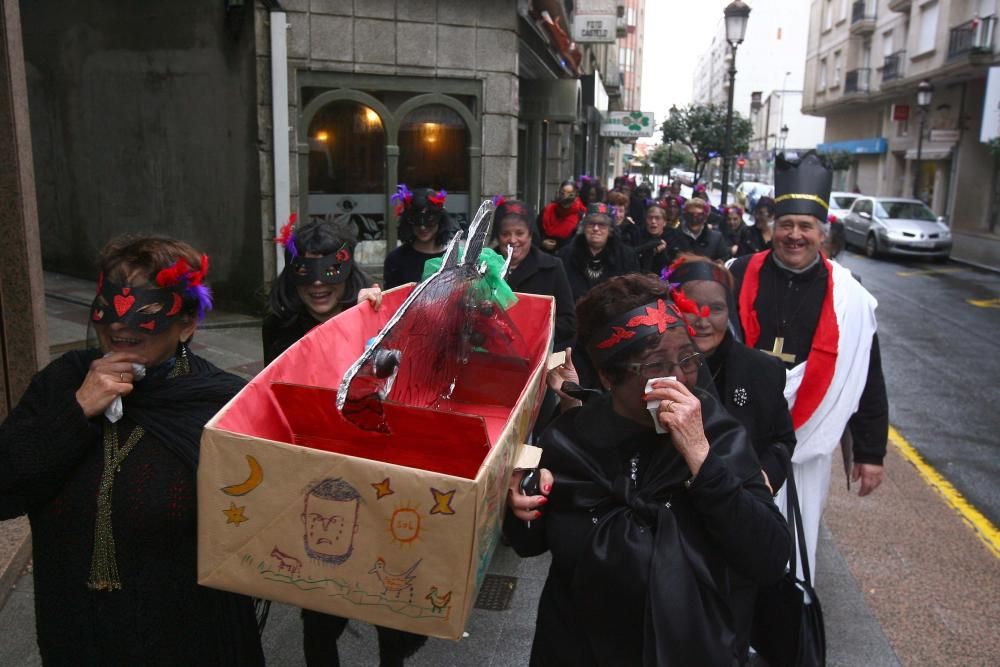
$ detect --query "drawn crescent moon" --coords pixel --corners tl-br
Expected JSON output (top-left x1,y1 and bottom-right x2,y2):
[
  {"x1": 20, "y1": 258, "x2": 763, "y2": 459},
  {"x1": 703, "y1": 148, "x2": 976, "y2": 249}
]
[{"x1": 221, "y1": 454, "x2": 263, "y2": 496}]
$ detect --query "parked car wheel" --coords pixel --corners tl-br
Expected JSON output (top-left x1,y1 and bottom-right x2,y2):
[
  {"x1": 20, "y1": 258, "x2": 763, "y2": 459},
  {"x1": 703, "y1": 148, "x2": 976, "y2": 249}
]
[{"x1": 865, "y1": 233, "x2": 880, "y2": 258}]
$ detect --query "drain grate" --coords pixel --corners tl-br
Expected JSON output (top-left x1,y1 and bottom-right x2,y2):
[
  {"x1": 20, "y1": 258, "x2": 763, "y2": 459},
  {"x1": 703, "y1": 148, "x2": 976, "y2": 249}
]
[{"x1": 474, "y1": 574, "x2": 518, "y2": 611}]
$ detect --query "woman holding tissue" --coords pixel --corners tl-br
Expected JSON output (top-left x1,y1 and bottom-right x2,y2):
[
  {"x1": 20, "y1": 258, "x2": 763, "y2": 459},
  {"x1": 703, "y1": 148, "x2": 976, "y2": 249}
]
[
  {"x1": 504, "y1": 273, "x2": 790, "y2": 667},
  {"x1": 0, "y1": 236, "x2": 264, "y2": 665}
]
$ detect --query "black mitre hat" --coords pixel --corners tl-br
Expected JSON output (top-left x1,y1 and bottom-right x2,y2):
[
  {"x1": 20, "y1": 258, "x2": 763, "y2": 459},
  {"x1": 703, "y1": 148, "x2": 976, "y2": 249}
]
[{"x1": 774, "y1": 150, "x2": 833, "y2": 222}]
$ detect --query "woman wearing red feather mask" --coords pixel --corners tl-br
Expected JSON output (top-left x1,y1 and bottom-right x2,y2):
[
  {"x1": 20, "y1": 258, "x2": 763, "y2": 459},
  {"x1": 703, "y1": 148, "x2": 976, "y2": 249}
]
[
  {"x1": 0, "y1": 235, "x2": 265, "y2": 665},
  {"x1": 503, "y1": 273, "x2": 790, "y2": 667}
]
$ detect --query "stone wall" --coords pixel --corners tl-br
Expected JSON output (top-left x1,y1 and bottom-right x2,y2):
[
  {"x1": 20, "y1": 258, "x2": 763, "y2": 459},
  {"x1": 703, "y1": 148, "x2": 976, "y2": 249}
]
[
  {"x1": 254, "y1": 0, "x2": 521, "y2": 256},
  {"x1": 21, "y1": 0, "x2": 263, "y2": 309}
]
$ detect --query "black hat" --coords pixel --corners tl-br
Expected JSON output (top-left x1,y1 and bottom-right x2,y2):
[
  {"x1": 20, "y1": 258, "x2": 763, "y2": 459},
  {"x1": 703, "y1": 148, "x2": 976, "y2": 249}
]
[
  {"x1": 584, "y1": 202, "x2": 612, "y2": 223},
  {"x1": 774, "y1": 150, "x2": 833, "y2": 221}
]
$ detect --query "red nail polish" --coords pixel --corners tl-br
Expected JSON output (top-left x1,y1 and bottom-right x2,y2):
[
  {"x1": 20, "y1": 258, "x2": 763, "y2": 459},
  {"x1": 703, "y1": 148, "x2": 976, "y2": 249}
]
[
  {"x1": 543, "y1": 483, "x2": 552, "y2": 493},
  {"x1": 537, "y1": 497, "x2": 549, "y2": 505},
  {"x1": 535, "y1": 510, "x2": 543, "y2": 518}
]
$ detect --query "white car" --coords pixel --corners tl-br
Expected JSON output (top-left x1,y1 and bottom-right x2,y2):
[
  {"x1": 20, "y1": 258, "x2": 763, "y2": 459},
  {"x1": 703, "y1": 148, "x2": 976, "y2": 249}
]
[
  {"x1": 827, "y1": 191, "x2": 860, "y2": 224},
  {"x1": 843, "y1": 196, "x2": 952, "y2": 260}
]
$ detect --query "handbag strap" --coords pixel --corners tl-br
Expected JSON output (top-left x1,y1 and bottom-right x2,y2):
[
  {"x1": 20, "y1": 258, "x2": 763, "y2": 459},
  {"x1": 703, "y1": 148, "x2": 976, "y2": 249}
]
[{"x1": 783, "y1": 465, "x2": 813, "y2": 584}]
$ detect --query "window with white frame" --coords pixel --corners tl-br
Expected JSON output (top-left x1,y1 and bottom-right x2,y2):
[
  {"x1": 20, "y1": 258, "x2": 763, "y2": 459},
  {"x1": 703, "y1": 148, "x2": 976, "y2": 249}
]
[
  {"x1": 824, "y1": 0, "x2": 834, "y2": 30},
  {"x1": 819, "y1": 57, "x2": 828, "y2": 89},
  {"x1": 840, "y1": 0, "x2": 849, "y2": 21},
  {"x1": 883, "y1": 30, "x2": 894, "y2": 57},
  {"x1": 833, "y1": 51, "x2": 842, "y2": 86},
  {"x1": 917, "y1": 1, "x2": 939, "y2": 55}
]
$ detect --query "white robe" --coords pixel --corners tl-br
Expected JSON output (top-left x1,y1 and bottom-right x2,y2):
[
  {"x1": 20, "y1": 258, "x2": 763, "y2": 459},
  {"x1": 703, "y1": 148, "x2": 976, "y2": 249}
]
[{"x1": 773, "y1": 259, "x2": 878, "y2": 583}]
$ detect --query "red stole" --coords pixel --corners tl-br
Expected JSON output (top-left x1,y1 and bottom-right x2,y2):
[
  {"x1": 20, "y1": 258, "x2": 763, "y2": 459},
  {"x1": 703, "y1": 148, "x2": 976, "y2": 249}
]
[{"x1": 737, "y1": 250, "x2": 839, "y2": 429}]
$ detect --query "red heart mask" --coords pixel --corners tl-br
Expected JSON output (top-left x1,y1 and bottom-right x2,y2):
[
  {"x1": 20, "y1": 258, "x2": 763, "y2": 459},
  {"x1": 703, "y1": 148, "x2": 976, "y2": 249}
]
[{"x1": 114, "y1": 294, "x2": 136, "y2": 317}]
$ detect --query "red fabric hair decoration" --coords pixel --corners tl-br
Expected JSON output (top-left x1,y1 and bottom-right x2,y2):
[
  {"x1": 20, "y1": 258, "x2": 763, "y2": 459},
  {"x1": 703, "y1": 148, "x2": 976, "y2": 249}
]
[
  {"x1": 426, "y1": 189, "x2": 448, "y2": 207},
  {"x1": 672, "y1": 288, "x2": 710, "y2": 319},
  {"x1": 491, "y1": 194, "x2": 506, "y2": 208},
  {"x1": 391, "y1": 184, "x2": 414, "y2": 217},
  {"x1": 625, "y1": 299, "x2": 679, "y2": 333},
  {"x1": 275, "y1": 213, "x2": 299, "y2": 259},
  {"x1": 154, "y1": 253, "x2": 213, "y2": 321},
  {"x1": 596, "y1": 326, "x2": 636, "y2": 349}
]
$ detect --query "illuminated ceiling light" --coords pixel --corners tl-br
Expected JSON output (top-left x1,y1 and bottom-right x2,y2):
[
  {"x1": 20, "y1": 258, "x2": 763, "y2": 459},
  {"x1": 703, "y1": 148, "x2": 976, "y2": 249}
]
[
  {"x1": 364, "y1": 108, "x2": 381, "y2": 126},
  {"x1": 316, "y1": 130, "x2": 330, "y2": 142}
]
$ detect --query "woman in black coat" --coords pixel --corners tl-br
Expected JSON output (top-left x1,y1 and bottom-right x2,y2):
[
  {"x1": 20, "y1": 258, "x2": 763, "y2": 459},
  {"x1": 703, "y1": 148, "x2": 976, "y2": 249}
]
[
  {"x1": 0, "y1": 236, "x2": 264, "y2": 666},
  {"x1": 493, "y1": 199, "x2": 576, "y2": 350},
  {"x1": 505, "y1": 274, "x2": 790, "y2": 666},
  {"x1": 558, "y1": 203, "x2": 640, "y2": 303},
  {"x1": 666, "y1": 254, "x2": 798, "y2": 661}
]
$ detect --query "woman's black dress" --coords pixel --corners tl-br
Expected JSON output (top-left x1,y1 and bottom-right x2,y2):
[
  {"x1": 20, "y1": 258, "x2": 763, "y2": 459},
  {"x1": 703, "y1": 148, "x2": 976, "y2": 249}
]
[
  {"x1": 505, "y1": 393, "x2": 790, "y2": 666},
  {"x1": 0, "y1": 350, "x2": 264, "y2": 666}
]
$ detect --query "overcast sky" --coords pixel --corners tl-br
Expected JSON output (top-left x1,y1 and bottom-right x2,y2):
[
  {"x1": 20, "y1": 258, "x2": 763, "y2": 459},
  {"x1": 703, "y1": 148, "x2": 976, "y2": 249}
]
[{"x1": 640, "y1": 0, "x2": 733, "y2": 127}]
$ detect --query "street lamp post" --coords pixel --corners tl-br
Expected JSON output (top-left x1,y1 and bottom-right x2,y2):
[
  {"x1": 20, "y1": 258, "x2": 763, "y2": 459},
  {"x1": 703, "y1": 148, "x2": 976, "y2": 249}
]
[
  {"x1": 720, "y1": 1, "x2": 751, "y2": 207},
  {"x1": 912, "y1": 80, "x2": 934, "y2": 200},
  {"x1": 779, "y1": 123, "x2": 789, "y2": 151}
]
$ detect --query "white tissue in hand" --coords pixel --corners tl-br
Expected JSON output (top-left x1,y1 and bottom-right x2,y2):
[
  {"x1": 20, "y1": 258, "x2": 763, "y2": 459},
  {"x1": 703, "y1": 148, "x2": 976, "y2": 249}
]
[
  {"x1": 644, "y1": 376, "x2": 675, "y2": 435},
  {"x1": 104, "y1": 362, "x2": 147, "y2": 423}
]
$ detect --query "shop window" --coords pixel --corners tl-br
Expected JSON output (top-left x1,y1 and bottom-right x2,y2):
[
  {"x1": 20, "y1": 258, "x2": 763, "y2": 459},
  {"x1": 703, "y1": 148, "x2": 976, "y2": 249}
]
[
  {"x1": 398, "y1": 105, "x2": 470, "y2": 194},
  {"x1": 307, "y1": 102, "x2": 385, "y2": 195}
]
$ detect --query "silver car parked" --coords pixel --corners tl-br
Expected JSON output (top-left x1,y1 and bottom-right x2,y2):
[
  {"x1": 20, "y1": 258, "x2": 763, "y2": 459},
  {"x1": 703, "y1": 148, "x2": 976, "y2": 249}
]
[{"x1": 843, "y1": 196, "x2": 952, "y2": 260}]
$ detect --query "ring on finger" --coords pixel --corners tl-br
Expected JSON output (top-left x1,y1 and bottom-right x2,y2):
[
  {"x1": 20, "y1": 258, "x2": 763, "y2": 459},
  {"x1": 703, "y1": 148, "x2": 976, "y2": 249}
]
[
  {"x1": 120, "y1": 372, "x2": 126, "y2": 382},
  {"x1": 663, "y1": 400, "x2": 674, "y2": 412}
]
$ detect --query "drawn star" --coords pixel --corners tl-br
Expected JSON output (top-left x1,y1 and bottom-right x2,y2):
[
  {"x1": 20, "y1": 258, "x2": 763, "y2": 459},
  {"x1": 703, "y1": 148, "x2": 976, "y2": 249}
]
[
  {"x1": 430, "y1": 488, "x2": 456, "y2": 516},
  {"x1": 372, "y1": 477, "x2": 394, "y2": 500},
  {"x1": 222, "y1": 502, "x2": 249, "y2": 526}
]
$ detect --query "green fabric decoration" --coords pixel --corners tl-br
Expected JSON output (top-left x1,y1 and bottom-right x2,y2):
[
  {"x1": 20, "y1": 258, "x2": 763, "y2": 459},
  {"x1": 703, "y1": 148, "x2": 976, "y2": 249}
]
[{"x1": 421, "y1": 246, "x2": 518, "y2": 310}]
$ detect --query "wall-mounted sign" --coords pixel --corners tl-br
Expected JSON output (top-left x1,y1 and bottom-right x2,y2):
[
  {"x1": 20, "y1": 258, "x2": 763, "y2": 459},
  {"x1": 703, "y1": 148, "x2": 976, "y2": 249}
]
[
  {"x1": 892, "y1": 104, "x2": 910, "y2": 121},
  {"x1": 929, "y1": 129, "x2": 960, "y2": 143},
  {"x1": 601, "y1": 111, "x2": 656, "y2": 138},
  {"x1": 572, "y1": 14, "x2": 617, "y2": 43}
]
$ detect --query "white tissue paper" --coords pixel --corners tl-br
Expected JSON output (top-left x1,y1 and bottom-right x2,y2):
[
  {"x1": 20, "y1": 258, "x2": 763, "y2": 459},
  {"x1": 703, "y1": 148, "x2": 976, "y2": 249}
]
[
  {"x1": 104, "y1": 362, "x2": 146, "y2": 423},
  {"x1": 644, "y1": 376, "x2": 675, "y2": 435}
]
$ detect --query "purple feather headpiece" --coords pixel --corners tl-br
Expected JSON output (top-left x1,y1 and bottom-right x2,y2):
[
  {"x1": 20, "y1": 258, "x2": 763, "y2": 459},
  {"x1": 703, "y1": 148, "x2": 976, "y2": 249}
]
[
  {"x1": 391, "y1": 183, "x2": 414, "y2": 216},
  {"x1": 275, "y1": 213, "x2": 299, "y2": 260}
]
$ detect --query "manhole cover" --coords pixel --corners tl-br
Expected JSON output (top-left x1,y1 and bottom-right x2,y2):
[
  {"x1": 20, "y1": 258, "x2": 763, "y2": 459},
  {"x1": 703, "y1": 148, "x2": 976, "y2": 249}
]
[{"x1": 474, "y1": 574, "x2": 518, "y2": 611}]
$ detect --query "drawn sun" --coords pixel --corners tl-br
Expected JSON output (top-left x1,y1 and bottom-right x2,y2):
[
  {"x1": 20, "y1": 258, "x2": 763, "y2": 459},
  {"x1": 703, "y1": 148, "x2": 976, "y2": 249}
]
[{"x1": 387, "y1": 501, "x2": 425, "y2": 547}]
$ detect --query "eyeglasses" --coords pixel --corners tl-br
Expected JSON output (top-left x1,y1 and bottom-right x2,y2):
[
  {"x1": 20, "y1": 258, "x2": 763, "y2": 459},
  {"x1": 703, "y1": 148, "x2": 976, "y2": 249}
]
[{"x1": 621, "y1": 351, "x2": 704, "y2": 379}]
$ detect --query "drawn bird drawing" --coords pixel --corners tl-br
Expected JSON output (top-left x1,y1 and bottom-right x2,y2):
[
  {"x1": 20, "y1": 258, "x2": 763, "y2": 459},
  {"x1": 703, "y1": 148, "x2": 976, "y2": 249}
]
[
  {"x1": 425, "y1": 586, "x2": 452, "y2": 613},
  {"x1": 369, "y1": 557, "x2": 421, "y2": 598}
]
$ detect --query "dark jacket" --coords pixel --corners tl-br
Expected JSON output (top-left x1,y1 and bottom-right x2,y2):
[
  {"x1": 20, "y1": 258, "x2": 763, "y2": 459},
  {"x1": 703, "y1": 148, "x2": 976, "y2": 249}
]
[
  {"x1": 558, "y1": 234, "x2": 640, "y2": 302},
  {"x1": 383, "y1": 244, "x2": 445, "y2": 289},
  {"x1": 708, "y1": 332, "x2": 796, "y2": 492},
  {"x1": 671, "y1": 224, "x2": 730, "y2": 262},
  {"x1": 721, "y1": 223, "x2": 750, "y2": 259},
  {"x1": 737, "y1": 225, "x2": 772, "y2": 256},
  {"x1": 505, "y1": 246, "x2": 577, "y2": 350},
  {"x1": 504, "y1": 393, "x2": 790, "y2": 666},
  {"x1": 633, "y1": 228, "x2": 672, "y2": 275}
]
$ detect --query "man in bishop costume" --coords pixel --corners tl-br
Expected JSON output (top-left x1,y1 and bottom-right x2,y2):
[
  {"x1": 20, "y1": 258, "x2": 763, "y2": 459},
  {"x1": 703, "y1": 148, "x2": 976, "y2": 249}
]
[{"x1": 728, "y1": 151, "x2": 889, "y2": 581}]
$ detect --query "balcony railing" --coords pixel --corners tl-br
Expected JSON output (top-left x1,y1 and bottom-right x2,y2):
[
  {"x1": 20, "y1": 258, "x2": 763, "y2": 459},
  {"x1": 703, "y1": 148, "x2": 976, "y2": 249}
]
[
  {"x1": 948, "y1": 15, "x2": 997, "y2": 59},
  {"x1": 845, "y1": 68, "x2": 871, "y2": 93},
  {"x1": 851, "y1": 0, "x2": 876, "y2": 26},
  {"x1": 882, "y1": 51, "x2": 906, "y2": 82},
  {"x1": 888, "y1": 0, "x2": 911, "y2": 12}
]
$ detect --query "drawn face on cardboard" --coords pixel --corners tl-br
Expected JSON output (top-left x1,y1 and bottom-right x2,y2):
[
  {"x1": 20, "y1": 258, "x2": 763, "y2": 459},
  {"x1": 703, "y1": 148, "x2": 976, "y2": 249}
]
[{"x1": 302, "y1": 478, "x2": 361, "y2": 566}]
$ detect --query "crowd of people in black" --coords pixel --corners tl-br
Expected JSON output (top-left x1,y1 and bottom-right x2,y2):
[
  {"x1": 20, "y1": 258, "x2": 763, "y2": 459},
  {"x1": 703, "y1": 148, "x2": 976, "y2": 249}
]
[{"x1": 1, "y1": 151, "x2": 886, "y2": 666}]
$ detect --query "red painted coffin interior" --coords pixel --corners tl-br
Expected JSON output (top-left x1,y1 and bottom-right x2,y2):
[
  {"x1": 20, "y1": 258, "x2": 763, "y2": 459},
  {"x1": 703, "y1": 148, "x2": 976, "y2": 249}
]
[{"x1": 215, "y1": 287, "x2": 553, "y2": 480}]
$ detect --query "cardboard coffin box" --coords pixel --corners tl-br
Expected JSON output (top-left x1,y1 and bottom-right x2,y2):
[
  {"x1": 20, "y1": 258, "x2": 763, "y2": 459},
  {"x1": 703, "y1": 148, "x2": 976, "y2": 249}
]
[{"x1": 197, "y1": 286, "x2": 554, "y2": 639}]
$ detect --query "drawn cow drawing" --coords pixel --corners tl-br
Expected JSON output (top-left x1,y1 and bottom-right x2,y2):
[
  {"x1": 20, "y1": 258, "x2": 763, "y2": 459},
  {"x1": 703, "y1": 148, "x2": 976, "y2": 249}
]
[{"x1": 270, "y1": 546, "x2": 302, "y2": 577}]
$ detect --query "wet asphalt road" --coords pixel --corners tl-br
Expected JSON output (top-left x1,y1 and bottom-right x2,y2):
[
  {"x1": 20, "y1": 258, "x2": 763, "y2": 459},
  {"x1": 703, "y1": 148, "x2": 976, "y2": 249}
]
[{"x1": 835, "y1": 249, "x2": 1000, "y2": 526}]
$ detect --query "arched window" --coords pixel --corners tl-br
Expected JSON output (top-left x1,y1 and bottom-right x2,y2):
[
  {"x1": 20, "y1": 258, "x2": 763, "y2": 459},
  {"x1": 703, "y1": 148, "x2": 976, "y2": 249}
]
[
  {"x1": 398, "y1": 105, "x2": 469, "y2": 193},
  {"x1": 307, "y1": 102, "x2": 385, "y2": 195}
]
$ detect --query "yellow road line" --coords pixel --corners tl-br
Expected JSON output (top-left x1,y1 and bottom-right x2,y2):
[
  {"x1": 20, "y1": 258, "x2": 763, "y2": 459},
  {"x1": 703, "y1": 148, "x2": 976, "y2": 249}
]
[
  {"x1": 967, "y1": 297, "x2": 1000, "y2": 308},
  {"x1": 889, "y1": 426, "x2": 1000, "y2": 559}
]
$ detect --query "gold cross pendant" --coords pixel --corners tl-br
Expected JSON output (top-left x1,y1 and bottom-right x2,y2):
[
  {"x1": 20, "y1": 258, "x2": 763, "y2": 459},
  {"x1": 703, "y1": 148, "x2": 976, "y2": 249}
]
[{"x1": 765, "y1": 337, "x2": 796, "y2": 364}]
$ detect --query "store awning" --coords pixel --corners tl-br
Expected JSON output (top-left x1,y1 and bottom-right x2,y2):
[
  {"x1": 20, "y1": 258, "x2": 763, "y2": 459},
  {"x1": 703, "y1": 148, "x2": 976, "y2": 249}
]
[{"x1": 817, "y1": 137, "x2": 888, "y2": 155}]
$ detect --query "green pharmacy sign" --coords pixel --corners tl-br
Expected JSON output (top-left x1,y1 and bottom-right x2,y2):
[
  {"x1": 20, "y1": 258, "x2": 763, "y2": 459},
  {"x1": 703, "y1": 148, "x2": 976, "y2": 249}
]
[{"x1": 600, "y1": 111, "x2": 656, "y2": 138}]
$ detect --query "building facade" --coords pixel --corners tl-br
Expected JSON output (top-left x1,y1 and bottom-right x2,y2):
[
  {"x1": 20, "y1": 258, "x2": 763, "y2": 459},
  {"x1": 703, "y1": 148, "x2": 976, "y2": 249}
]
[
  {"x1": 693, "y1": 0, "x2": 826, "y2": 185},
  {"x1": 803, "y1": 0, "x2": 1000, "y2": 268},
  {"x1": 19, "y1": 1, "x2": 629, "y2": 306}
]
